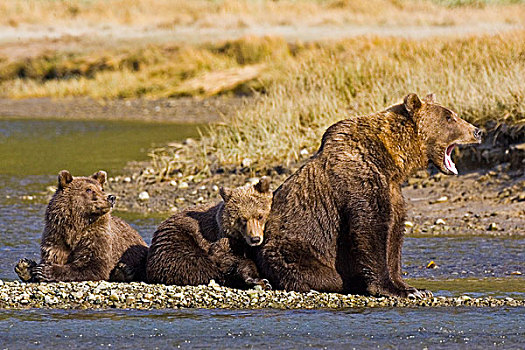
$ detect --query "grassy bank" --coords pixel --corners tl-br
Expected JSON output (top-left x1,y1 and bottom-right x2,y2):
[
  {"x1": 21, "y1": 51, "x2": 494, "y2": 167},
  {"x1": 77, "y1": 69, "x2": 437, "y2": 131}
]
[
  {"x1": 0, "y1": 36, "x2": 293, "y2": 98},
  {"x1": 141, "y1": 31, "x2": 525, "y2": 182}
]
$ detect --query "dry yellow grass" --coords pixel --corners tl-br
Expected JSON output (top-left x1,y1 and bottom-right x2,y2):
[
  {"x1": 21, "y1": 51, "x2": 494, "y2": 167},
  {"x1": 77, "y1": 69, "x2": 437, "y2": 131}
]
[
  {"x1": 0, "y1": 37, "x2": 292, "y2": 98},
  {"x1": 142, "y1": 31, "x2": 525, "y2": 181}
]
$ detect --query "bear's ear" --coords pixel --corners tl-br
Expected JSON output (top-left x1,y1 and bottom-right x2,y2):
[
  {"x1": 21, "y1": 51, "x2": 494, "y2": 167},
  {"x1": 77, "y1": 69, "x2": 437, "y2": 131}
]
[
  {"x1": 254, "y1": 176, "x2": 271, "y2": 194},
  {"x1": 403, "y1": 93, "x2": 422, "y2": 115},
  {"x1": 219, "y1": 187, "x2": 232, "y2": 202},
  {"x1": 423, "y1": 93, "x2": 436, "y2": 104},
  {"x1": 58, "y1": 170, "x2": 73, "y2": 189},
  {"x1": 91, "y1": 170, "x2": 107, "y2": 186}
]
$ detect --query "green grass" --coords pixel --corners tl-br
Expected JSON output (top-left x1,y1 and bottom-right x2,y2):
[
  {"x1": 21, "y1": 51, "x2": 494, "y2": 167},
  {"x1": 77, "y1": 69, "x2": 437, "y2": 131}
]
[{"x1": 142, "y1": 31, "x2": 525, "y2": 182}]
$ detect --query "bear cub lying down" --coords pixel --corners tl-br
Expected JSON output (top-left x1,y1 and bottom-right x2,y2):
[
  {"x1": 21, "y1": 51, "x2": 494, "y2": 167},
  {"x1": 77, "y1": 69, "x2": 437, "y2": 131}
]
[
  {"x1": 147, "y1": 177, "x2": 273, "y2": 290},
  {"x1": 15, "y1": 170, "x2": 148, "y2": 282}
]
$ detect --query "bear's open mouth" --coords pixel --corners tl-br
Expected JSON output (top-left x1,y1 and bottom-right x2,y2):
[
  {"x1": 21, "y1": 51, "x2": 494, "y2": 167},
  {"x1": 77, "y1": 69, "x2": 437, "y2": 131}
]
[{"x1": 443, "y1": 144, "x2": 457, "y2": 175}]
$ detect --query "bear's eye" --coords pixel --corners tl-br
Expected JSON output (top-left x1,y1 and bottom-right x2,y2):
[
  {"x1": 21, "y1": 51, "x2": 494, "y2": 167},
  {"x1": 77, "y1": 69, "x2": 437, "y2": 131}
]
[
  {"x1": 86, "y1": 188, "x2": 92, "y2": 194},
  {"x1": 446, "y1": 114, "x2": 453, "y2": 122},
  {"x1": 257, "y1": 214, "x2": 264, "y2": 221}
]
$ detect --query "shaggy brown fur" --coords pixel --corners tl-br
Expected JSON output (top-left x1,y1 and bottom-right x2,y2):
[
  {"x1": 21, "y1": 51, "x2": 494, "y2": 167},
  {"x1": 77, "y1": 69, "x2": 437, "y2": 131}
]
[
  {"x1": 15, "y1": 170, "x2": 148, "y2": 282},
  {"x1": 146, "y1": 177, "x2": 272, "y2": 289},
  {"x1": 256, "y1": 93, "x2": 482, "y2": 298}
]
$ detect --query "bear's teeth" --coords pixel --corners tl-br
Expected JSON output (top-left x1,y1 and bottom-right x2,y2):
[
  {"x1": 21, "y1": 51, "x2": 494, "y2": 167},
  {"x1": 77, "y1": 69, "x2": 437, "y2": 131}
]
[{"x1": 444, "y1": 144, "x2": 458, "y2": 175}]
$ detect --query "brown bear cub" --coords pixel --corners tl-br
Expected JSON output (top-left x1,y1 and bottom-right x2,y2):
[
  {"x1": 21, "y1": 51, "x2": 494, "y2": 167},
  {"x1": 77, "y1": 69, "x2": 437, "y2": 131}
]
[
  {"x1": 147, "y1": 177, "x2": 272, "y2": 289},
  {"x1": 257, "y1": 93, "x2": 482, "y2": 298},
  {"x1": 15, "y1": 170, "x2": 148, "y2": 283}
]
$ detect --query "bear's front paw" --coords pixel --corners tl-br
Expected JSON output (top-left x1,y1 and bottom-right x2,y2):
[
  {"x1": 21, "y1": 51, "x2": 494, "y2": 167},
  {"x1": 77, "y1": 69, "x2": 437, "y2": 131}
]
[
  {"x1": 31, "y1": 264, "x2": 53, "y2": 282},
  {"x1": 406, "y1": 287, "x2": 433, "y2": 299},
  {"x1": 246, "y1": 277, "x2": 272, "y2": 291},
  {"x1": 109, "y1": 262, "x2": 135, "y2": 282},
  {"x1": 14, "y1": 258, "x2": 37, "y2": 282}
]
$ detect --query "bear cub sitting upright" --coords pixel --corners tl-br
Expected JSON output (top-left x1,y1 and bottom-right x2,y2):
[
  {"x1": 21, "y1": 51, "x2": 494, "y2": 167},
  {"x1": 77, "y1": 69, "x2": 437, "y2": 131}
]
[
  {"x1": 147, "y1": 177, "x2": 273, "y2": 289},
  {"x1": 15, "y1": 170, "x2": 148, "y2": 282}
]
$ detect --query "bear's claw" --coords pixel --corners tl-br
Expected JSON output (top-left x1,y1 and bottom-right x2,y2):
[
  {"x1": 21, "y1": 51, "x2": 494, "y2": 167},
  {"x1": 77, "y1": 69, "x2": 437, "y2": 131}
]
[
  {"x1": 31, "y1": 264, "x2": 51, "y2": 282},
  {"x1": 246, "y1": 277, "x2": 272, "y2": 290},
  {"x1": 407, "y1": 288, "x2": 433, "y2": 299}
]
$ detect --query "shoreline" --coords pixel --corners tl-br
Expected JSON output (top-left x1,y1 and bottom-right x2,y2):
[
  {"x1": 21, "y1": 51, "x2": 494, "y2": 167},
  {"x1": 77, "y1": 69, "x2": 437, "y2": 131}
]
[
  {"x1": 0, "y1": 97, "x2": 246, "y2": 124},
  {"x1": 0, "y1": 280, "x2": 522, "y2": 310}
]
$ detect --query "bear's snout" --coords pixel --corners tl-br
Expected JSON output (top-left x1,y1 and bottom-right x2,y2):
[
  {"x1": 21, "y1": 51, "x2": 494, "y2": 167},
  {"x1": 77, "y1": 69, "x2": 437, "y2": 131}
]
[
  {"x1": 249, "y1": 236, "x2": 261, "y2": 245},
  {"x1": 107, "y1": 195, "x2": 116, "y2": 207}
]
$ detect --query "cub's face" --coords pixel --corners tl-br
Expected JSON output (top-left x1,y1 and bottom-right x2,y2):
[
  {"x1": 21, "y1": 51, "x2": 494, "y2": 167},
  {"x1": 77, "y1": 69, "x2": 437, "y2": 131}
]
[
  {"x1": 219, "y1": 177, "x2": 273, "y2": 247},
  {"x1": 405, "y1": 94, "x2": 482, "y2": 175},
  {"x1": 54, "y1": 170, "x2": 116, "y2": 222}
]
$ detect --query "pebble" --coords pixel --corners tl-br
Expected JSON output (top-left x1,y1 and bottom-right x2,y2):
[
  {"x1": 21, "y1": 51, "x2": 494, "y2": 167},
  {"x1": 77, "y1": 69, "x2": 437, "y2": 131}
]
[
  {"x1": 123, "y1": 177, "x2": 132, "y2": 183},
  {"x1": 138, "y1": 191, "x2": 150, "y2": 201},
  {"x1": 487, "y1": 222, "x2": 501, "y2": 231},
  {"x1": 241, "y1": 158, "x2": 252, "y2": 168},
  {"x1": 404, "y1": 221, "x2": 414, "y2": 228},
  {"x1": 431, "y1": 196, "x2": 448, "y2": 204},
  {"x1": 435, "y1": 219, "x2": 446, "y2": 225},
  {"x1": 178, "y1": 182, "x2": 189, "y2": 189},
  {"x1": 0, "y1": 280, "x2": 521, "y2": 310}
]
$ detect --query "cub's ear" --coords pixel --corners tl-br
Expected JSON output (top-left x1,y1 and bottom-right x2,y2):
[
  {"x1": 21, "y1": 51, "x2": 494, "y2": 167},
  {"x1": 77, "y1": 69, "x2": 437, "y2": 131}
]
[
  {"x1": 91, "y1": 170, "x2": 107, "y2": 186},
  {"x1": 403, "y1": 93, "x2": 422, "y2": 115},
  {"x1": 219, "y1": 187, "x2": 232, "y2": 202},
  {"x1": 254, "y1": 176, "x2": 271, "y2": 194},
  {"x1": 423, "y1": 93, "x2": 436, "y2": 104},
  {"x1": 58, "y1": 170, "x2": 73, "y2": 189}
]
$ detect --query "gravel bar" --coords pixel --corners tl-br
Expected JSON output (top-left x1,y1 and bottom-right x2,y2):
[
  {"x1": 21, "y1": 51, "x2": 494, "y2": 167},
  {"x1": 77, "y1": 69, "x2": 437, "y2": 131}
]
[{"x1": 0, "y1": 280, "x2": 522, "y2": 310}]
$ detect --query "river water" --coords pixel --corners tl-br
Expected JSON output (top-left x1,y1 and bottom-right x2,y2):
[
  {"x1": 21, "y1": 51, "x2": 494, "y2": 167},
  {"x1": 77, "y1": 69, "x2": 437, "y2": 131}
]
[{"x1": 0, "y1": 118, "x2": 523, "y2": 349}]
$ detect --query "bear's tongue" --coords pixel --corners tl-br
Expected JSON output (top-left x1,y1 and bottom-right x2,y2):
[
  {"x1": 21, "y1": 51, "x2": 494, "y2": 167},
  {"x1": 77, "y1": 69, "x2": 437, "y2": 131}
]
[{"x1": 444, "y1": 144, "x2": 458, "y2": 175}]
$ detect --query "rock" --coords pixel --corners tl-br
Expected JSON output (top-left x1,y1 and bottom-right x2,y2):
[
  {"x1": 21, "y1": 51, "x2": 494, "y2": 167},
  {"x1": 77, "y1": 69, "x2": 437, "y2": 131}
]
[
  {"x1": 404, "y1": 221, "x2": 414, "y2": 228},
  {"x1": 426, "y1": 260, "x2": 437, "y2": 269},
  {"x1": 138, "y1": 191, "x2": 150, "y2": 201},
  {"x1": 241, "y1": 158, "x2": 252, "y2": 168},
  {"x1": 434, "y1": 219, "x2": 446, "y2": 225},
  {"x1": 431, "y1": 196, "x2": 448, "y2": 204},
  {"x1": 212, "y1": 185, "x2": 219, "y2": 192},
  {"x1": 178, "y1": 182, "x2": 189, "y2": 189},
  {"x1": 487, "y1": 223, "x2": 501, "y2": 231},
  {"x1": 123, "y1": 177, "x2": 132, "y2": 183}
]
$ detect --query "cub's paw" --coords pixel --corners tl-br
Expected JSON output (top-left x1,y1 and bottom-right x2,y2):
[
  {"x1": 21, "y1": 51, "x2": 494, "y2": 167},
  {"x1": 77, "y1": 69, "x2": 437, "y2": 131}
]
[
  {"x1": 109, "y1": 262, "x2": 135, "y2": 282},
  {"x1": 31, "y1": 264, "x2": 54, "y2": 282},
  {"x1": 14, "y1": 258, "x2": 37, "y2": 282},
  {"x1": 246, "y1": 277, "x2": 272, "y2": 291}
]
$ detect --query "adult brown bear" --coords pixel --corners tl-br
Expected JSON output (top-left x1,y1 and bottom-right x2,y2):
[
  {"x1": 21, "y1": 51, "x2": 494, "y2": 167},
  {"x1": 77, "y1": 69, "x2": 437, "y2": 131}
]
[{"x1": 256, "y1": 93, "x2": 482, "y2": 298}]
